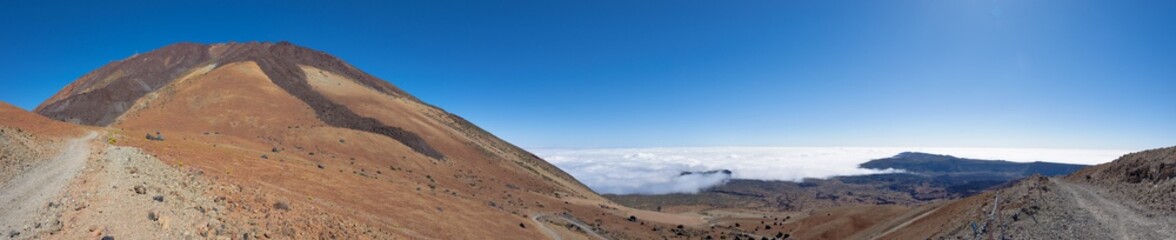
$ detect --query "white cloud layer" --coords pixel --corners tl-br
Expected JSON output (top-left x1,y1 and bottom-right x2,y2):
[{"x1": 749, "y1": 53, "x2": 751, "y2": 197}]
[{"x1": 532, "y1": 147, "x2": 1130, "y2": 195}]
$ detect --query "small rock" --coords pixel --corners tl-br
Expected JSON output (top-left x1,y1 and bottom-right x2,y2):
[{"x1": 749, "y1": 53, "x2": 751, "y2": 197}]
[
  {"x1": 153, "y1": 195, "x2": 164, "y2": 202},
  {"x1": 260, "y1": 155, "x2": 269, "y2": 159},
  {"x1": 317, "y1": 163, "x2": 324, "y2": 169},
  {"x1": 148, "y1": 211, "x2": 158, "y2": 221},
  {"x1": 101, "y1": 236, "x2": 114, "y2": 240},
  {"x1": 271, "y1": 147, "x2": 280, "y2": 153},
  {"x1": 133, "y1": 185, "x2": 147, "y2": 194},
  {"x1": 9, "y1": 231, "x2": 19, "y2": 238}
]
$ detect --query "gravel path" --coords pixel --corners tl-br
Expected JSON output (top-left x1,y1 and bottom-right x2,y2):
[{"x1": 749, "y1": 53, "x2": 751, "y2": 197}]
[
  {"x1": 1052, "y1": 178, "x2": 1176, "y2": 240},
  {"x1": 0, "y1": 131, "x2": 95, "y2": 239}
]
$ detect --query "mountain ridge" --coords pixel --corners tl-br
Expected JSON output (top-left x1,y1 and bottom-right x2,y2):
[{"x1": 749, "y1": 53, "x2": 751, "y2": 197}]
[{"x1": 861, "y1": 151, "x2": 1088, "y2": 177}]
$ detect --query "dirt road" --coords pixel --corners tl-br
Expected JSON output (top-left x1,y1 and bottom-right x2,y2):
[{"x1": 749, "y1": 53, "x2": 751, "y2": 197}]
[
  {"x1": 870, "y1": 204, "x2": 942, "y2": 239},
  {"x1": 533, "y1": 213, "x2": 610, "y2": 240},
  {"x1": 0, "y1": 132, "x2": 95, "y2": 238},
  {"x1": 1052, "y1": 178, "x2": 1176, "y2": 240},
  {"x1": 532, "y1": 214, "x2": 563, "y2": 240}
]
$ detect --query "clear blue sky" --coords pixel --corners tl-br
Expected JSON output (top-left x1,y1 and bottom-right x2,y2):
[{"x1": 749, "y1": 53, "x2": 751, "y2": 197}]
[{"x1": 1, "y1": 0, "x2": 1173, "y2": 150}]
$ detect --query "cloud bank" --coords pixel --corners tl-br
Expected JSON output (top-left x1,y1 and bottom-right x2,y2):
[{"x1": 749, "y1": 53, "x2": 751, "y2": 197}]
[{"x1": 532, "y1": 147, "x2": 1129, "y2": 195}]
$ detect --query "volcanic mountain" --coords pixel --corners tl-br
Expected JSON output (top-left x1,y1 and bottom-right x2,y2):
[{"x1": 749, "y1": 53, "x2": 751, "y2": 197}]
[{"x1": 9, "y1": 42, "x2": 708, "y2": 239}]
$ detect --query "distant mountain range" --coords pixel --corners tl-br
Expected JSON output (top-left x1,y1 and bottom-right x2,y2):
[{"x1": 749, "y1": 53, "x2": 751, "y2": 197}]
[
  {"x1": 859, "y1": 152, "x2": 1088, "y2": 177},
  {"x1": 844, "y1": 152, "x2": 1088, "y2": 199}
]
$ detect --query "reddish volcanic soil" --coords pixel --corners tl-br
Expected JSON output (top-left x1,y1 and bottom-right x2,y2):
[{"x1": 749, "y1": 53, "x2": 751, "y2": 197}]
[{"x1": 7, "y1": 42, "x2": 720, "y2": 240}]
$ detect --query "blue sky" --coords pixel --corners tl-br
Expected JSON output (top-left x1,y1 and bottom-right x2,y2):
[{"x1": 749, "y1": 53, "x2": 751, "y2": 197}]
[{"x1": 1, "y1": 0, "x2": 1173, "y2": 150}]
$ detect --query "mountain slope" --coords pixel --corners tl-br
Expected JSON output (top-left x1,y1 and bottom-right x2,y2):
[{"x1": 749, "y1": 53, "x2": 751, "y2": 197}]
[
  {"x1": 26, "y1": 42, "x2": 663, "y2": 239},
  {"x1": 37, "y1": 41, "x2": 590, "y2": 196}
]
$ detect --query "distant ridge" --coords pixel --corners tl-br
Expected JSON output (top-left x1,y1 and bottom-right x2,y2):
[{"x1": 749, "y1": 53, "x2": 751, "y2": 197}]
[{"x1": 860, "y1": 152, "x2": 1088, "y2": 177}]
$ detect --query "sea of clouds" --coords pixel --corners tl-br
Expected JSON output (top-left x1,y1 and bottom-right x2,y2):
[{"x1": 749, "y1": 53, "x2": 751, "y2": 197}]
[{"x1": 531, "y1": 147, "x2": 1130, "y2": 195}]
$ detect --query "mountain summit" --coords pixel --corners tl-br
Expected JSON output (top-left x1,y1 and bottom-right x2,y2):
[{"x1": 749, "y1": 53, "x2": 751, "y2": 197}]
[{"x1": 37, "y1": 42, "x2": 435, "y2": 157}]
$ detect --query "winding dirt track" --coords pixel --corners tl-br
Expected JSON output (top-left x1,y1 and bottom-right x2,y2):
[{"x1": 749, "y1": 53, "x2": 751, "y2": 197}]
[
  {"x1": 0, "y1": 132, "x2": 96, "y2": 236},
  {"x1": 1051, "y1": 178, "x2": 1176, "y2": 240},
  {"x1": 532, "y1": 213, "x2": 610, "y2": 240},
  {"x1": 531, "y1": 214, "x2": 563, "y2": 240}
]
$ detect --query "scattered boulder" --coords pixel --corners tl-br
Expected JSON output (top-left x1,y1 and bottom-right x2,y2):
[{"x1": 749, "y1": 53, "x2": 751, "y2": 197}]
[
  {"x1": 146, "y1": 132, "x2": 165, "y2": 141},
  {"x1": 153, "y1": 195, "x2": 164, "y2": 202}
]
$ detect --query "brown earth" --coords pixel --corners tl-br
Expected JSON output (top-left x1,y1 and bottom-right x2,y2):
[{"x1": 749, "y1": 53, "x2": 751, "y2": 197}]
[{"x1": 10, "y1": 42, "x2": 728, "y2": 239}]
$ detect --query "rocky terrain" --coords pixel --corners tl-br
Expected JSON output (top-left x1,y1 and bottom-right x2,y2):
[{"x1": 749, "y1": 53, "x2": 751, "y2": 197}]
[{"x1": 871, "y1": 147, "x2": 1176, "y2": 239}]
